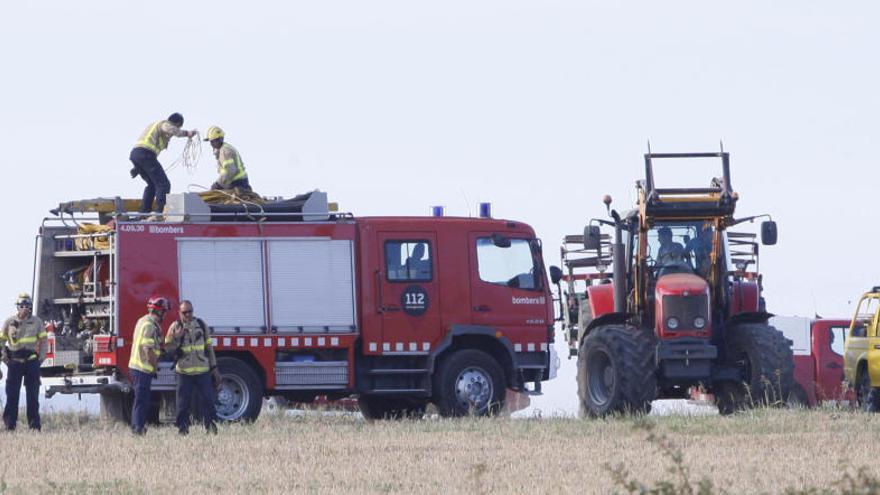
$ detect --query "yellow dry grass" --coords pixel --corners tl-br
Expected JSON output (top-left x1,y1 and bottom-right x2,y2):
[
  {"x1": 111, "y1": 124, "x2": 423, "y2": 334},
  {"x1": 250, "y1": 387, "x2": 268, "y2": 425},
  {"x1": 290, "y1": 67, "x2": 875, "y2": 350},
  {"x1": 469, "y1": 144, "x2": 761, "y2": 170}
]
[{"x1": 1, "y1": 408, "x2": 879, "y2": 494}]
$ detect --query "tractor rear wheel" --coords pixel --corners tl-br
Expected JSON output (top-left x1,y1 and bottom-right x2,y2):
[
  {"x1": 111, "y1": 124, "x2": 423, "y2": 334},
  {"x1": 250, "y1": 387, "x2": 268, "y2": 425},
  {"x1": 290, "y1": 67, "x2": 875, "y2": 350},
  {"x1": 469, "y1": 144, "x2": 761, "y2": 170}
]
[
  {"x1": 715, "y1": 323, "x2": 794, "y2": 415},
  {"x1": 577, "y1": 325, "x2": 656, "y2": 417}
]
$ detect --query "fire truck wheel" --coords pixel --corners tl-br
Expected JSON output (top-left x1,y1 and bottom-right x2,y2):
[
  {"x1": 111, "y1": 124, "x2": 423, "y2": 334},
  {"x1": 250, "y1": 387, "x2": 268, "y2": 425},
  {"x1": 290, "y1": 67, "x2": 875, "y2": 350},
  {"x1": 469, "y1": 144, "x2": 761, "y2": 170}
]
[
  {"x1": 99, "y1": 391, "x2": 133, "y2": 423},
  {"x1": 215, "y1": 358, "x2": 263, "y2": 422},
  {"x1": 358, "y1": 395, "x2": 427, "y2": 420},
  {"x1": 715, "y1": 323, "x2": 794, "y2": 415},
  {"x1": 433, "y1": 349, "x2": 505, "y2": 417},
  {"x1": 577, "y1": 325, "x2": 656, "y2": 418}
]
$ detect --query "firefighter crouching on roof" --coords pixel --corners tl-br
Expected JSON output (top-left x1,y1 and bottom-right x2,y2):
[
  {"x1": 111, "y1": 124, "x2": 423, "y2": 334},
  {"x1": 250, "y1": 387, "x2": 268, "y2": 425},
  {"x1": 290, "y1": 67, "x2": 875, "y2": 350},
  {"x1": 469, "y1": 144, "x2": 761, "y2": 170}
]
[
  {"x1": 2, "y1": 293, "x2": 47, "y2": 431},
  {"x1": 164, "y1": 300, "x2": 220, "y2": 435},
  {"x1": 129, "y1": 296, "x2": 170, "y2": 435},
  {"x1": 205, "y1": 126, "x2": 252, "y2": 192}
]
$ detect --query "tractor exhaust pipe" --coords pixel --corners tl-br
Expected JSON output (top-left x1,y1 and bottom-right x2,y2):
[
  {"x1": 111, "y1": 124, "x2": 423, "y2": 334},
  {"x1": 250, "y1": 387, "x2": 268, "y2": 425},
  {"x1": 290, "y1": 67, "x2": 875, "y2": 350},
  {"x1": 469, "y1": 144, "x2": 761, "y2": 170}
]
[{"x1": 612, "y1": 215, "x2": 626, "y2": 314}]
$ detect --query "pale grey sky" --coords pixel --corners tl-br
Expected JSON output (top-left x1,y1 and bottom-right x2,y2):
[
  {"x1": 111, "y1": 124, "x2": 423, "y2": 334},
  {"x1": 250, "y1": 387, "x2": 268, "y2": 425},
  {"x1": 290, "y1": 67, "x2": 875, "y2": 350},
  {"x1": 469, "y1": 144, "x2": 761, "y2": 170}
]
[{"x1": 1, "y1": 1, "x2": 878, "y2": 415}]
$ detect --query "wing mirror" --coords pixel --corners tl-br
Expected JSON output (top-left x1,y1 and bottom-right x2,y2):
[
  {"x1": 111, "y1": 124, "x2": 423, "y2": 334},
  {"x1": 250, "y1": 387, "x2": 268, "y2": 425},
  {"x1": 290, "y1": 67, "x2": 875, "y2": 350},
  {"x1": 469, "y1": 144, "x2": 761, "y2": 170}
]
[
  {"x1": 549, "y1": 265, "x2": 563, "y2": 285},
  {"x1": 760, "y1": 220, "x2": 778, "y2": 246},
  {"x1": 583, "y1": 225, "x2": 601, "y2": 250}
]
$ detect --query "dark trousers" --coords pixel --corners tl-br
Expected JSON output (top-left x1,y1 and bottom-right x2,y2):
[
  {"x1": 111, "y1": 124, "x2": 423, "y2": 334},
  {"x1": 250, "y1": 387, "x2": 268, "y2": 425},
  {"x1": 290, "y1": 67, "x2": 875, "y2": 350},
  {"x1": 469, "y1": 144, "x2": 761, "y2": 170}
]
[
  {"x1": 176, "y1": 373, "x2": 217, "y2": 433},
  {"x1": 228, "y1": 177, "x2": 252, "y2": 191},
  {"x1": 130, "y1": 369, "x2": 153, "y2": 434},
  {"x1": 3, "y1": 360, "x2": 41, "y2": 430},
  {"x1": 130, "y1": 147, "x2": 171, "y2": 213}
]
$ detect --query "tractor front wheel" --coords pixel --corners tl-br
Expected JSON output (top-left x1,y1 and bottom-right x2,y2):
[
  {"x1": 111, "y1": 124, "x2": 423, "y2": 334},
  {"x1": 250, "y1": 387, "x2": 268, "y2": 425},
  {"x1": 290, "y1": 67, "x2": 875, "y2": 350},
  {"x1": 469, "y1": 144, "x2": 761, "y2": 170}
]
[
  {"x1": 715, "y1": 323, "x2": 793, "y2": 415},
  {"x1": 577, "y1": 325, "x2": 656, "y2": 417}
]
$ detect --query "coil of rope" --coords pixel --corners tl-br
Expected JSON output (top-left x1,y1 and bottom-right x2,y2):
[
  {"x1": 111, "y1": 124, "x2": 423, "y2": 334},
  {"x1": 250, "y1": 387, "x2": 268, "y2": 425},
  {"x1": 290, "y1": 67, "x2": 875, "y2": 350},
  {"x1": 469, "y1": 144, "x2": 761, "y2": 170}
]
[{"x1": 164, "y1": 134, "x2": 202, "y2": 174}]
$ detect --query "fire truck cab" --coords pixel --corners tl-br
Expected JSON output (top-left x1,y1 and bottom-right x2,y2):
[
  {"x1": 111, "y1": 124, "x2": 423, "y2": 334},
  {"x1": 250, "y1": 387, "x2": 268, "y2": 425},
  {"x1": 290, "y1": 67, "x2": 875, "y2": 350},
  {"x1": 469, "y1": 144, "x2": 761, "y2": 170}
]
[{"x1": 34, "y1": 192, "x2": 555, "y2": 421}]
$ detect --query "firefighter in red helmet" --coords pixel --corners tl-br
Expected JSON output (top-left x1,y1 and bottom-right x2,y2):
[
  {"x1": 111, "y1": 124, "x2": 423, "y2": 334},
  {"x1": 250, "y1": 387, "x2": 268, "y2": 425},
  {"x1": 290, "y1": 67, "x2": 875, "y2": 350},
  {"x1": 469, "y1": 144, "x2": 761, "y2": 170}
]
[{"x1": 129, "y1": 296, "x2": 170, "y2": 435}]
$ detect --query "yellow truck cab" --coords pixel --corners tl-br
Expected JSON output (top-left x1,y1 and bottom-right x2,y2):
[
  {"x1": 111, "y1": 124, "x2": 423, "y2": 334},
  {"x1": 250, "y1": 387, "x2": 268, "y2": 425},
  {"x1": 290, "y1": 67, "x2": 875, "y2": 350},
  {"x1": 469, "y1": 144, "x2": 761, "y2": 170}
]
[{"x1": 844, "y1": 288, "x2": 880, "y2": 411}]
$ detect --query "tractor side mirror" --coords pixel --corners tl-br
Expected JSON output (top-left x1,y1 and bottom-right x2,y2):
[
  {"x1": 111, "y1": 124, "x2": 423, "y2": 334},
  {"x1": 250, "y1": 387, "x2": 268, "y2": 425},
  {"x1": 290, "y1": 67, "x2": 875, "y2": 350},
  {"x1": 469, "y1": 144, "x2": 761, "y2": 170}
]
[
  {"x1": 760, "y1": 221, "x2": 778, "y2": 246},
  {"x1": 549, "y1": 266, "x2": 563, "y2": 285},
  {"x1": 583, "y1": 225, "x2": 601, "y2": 250}
]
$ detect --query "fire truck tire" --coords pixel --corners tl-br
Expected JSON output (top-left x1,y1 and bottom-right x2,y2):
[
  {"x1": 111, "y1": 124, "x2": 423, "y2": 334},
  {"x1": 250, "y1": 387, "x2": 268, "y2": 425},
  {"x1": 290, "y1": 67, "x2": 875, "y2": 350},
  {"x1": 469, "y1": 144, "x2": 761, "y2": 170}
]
[
  {"x1": 715, "y1": 323, "x2": 794, "y2": 415},
  {"x1": 99, "y1": 391, "x2": 133, "y2": 423},
  {"x1": 215, "y1": 358, "x2": 263, "y2": 422},
  {"x1": 577, "y1": 325, "x2": 656, "y2": 417},
  {"x1": 433, "y1": 349, "x2": 505, "y2": 417},
  {"x1": 358, "y1": 396, "x2": 427, "y2": 420}
]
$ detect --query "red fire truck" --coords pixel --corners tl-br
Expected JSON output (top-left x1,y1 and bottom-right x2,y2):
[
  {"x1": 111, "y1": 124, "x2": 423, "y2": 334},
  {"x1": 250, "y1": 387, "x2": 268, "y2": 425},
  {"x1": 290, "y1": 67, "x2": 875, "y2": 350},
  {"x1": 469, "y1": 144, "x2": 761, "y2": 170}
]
[{"x1": 35, "y1": 192, "x2": 555, "y2": 421}]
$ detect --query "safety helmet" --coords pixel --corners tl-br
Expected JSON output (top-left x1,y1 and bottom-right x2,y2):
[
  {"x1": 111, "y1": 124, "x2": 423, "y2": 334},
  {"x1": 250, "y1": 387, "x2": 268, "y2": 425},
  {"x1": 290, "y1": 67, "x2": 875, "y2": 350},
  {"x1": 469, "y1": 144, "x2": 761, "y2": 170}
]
[
  {"x1": 203, "y1": 126, "x2": 225, "y2": 141},
  {"x1": 168, "y1": 112, "x2": 184, "y2": 126},
  {"x1": 15, "y1": 293, "x2": 32, "y2": 308},
  {"x1": 147, "y1": 296, "x2": 171, "y2": 312}
]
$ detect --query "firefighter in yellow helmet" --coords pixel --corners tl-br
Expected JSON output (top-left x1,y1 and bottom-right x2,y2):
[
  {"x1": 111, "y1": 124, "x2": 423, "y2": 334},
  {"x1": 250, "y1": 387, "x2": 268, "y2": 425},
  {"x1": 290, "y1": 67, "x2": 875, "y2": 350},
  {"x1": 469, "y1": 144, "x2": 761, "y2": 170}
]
[
  {"x1": 130, "y1": 113, "x2": 199, "y2": 215},
  {"x1": 128, "y1": 296, "x2": 170, "y2": 435},
  {"x1": 164, "y1": 300, "x2": 220, "y2": 434},
  {"x1": 204, "y1": 126, "x2": 252, "y2": 191},
  {"x1": 2, "y1": 293, "x2": 46, "y2": 431}
]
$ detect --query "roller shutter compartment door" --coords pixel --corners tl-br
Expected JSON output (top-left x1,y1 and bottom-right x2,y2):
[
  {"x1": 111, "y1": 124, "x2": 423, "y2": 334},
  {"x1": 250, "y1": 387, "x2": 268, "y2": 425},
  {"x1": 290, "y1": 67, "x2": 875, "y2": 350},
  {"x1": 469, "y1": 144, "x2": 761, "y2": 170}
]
[
  {"x1": 268, "y1": 239, "x2": 356, "y2": 333},
  {"x1": 178, "y1": 240, "x2": 266, "y2": 333}
]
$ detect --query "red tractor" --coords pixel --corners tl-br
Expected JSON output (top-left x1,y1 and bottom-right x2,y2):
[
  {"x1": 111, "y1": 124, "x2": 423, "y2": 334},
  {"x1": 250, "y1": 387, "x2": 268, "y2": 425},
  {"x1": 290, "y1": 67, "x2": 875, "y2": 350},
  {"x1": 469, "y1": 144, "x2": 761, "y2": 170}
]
[{"x1": 550, "y1": 151, "x2": 793, "y2": 416}]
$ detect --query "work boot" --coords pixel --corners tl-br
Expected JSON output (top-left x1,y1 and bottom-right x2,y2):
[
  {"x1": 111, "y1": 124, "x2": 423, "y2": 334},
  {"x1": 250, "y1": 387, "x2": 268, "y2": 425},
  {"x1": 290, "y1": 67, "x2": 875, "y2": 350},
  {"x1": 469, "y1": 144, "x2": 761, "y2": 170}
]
[{"x1": 144, "y1": 214, "x2": 164, "y2": 222}]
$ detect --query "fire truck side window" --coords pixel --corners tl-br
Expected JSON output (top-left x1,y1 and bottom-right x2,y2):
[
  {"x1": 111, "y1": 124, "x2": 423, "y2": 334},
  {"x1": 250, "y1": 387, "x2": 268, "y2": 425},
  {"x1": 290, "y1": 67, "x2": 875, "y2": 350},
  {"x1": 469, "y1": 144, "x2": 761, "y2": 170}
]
[
  {"x1": 385, "y1": 241, "x2": 432, "y2": 281},
  {"x1": 476, "y1": 238, "x2": 540, "y2": 290}
]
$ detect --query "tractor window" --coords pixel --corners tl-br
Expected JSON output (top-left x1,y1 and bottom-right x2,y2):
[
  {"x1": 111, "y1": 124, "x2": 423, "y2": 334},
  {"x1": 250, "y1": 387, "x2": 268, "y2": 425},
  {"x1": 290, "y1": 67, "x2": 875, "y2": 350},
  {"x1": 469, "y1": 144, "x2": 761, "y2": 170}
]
[
  {"x1": 646, "y1": 222, "x2": 715, "y2": 277},
  {"x1": 385, "y1": 241, "x2": 432, "y2": 282},
  {"x1": 829, "y1": 326, "x2": 846, "y2": 356},
  {"x1": 476, "y1": 238, "x2": 541, "y2": 290}
]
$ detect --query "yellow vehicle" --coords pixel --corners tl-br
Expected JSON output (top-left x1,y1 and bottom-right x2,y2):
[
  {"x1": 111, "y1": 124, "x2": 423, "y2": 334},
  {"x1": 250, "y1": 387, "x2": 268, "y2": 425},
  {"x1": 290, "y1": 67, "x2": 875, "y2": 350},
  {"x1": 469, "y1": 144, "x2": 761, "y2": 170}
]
[{"x1": 844, "y1": 288, "x2": 880, "y2": 411}]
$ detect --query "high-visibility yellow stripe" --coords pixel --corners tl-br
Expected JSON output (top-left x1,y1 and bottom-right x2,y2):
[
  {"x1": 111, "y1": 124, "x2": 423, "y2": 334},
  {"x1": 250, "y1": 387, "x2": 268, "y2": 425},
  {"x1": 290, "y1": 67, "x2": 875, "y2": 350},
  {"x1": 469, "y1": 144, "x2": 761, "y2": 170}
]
[
  {"x1": 180, "y1": 344, "x2": 206, "y2": 352},
  {"x1": 37, "y1": 332, "x2": 47, "y2": 338},
  {"x1": 14, "y1": 336, "x2": 38, "y2": 344},
  {"x1": 178, "y1": 366, "x2": 210, "y2": 374},
  {"x1": 129, "y1": 317, "x2": 158, "y2": 373}
]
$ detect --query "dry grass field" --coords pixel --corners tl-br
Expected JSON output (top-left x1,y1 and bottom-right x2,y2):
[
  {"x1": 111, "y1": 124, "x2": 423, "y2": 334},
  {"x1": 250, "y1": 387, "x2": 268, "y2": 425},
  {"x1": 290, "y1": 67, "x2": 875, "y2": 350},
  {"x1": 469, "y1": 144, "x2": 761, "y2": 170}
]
[{"x1": 2, "y1": 407, "x2": 880, "y2": 494}]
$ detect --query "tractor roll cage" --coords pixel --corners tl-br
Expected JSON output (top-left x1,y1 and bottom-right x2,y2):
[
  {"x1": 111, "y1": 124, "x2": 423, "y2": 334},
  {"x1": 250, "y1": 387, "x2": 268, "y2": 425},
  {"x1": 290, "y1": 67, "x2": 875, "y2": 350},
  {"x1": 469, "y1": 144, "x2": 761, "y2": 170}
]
[{"x1": 642, "y1": 152, "x2": 736, "y2": 218}]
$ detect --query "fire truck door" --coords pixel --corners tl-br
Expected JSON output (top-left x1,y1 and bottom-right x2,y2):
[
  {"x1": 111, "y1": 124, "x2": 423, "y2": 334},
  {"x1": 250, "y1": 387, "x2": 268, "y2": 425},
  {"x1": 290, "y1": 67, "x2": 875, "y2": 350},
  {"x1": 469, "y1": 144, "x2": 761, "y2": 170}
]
[
  {"x1": 377, "y1": 233, "x2": 442, "y2": 353},
  {"x1": 813, "y1": 323, "x2": 847, "y2": 400},
  {"x1": 468, "y1": 232, "x2": 550, "y2": 336}
]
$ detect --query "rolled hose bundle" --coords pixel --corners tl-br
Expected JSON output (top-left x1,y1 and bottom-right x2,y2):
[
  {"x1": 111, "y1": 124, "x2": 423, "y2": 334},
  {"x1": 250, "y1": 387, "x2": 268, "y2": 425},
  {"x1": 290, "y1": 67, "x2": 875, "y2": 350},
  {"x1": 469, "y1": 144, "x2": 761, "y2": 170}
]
[
  {"x1": 198, "y1": 188, "x2": 265, "y2": 206},
  {"x1": 75, "y1": 223, "x2": 113, "y2": 251}
]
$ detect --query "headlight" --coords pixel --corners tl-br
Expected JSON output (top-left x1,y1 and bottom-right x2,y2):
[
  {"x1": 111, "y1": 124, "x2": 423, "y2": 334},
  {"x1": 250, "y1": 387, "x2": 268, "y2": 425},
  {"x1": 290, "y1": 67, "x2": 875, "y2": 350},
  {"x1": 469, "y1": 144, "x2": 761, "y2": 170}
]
[
  {"x1": 667, "y1": 317, "x2": 680, "y2": 330},
  {"x1": 694, "y1": 316, "x2": 707, "y2": 329}
]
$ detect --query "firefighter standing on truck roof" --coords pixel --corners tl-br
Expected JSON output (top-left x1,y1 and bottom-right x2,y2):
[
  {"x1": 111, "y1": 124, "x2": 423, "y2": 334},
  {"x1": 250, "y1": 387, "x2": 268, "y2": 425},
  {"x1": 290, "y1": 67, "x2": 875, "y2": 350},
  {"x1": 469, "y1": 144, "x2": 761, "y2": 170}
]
[
  {"x1": 204, "y1": 126, "x2": 252, "y2": 192},
  {"x1": 129, "y1": 296, "x2": 170, "y2": 435},
  {"x1": 1, "y1": 293, "x2": 46, "y2": 431},
  {"x1": 164, "y1": 300, "x2": 220, "y2": 435},
  {"x1": 130, "y1": 113, "x2": 199, "y2": 216}
]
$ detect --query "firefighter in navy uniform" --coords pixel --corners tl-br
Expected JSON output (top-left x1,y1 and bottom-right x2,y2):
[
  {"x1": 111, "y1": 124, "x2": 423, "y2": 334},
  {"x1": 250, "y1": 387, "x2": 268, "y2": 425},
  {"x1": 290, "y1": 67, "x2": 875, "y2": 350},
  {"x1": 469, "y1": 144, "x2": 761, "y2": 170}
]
[
  {"x1": 129, "y1": 296, "x2": 170, "y2": 435},
  {"x1": 1, "y1": 293, "x2": 47, "y2": 431},
  {"x1": 164, "y1": 300, "x2": 221, "y2": 434}
]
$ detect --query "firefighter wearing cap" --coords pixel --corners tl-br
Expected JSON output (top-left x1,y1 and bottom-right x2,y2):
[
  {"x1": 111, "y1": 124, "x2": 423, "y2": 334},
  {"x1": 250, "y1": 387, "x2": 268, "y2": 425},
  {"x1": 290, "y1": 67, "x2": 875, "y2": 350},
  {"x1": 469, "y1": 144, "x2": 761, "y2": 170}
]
[
  {"x1": 205, "y1": 126, "x2": 252, "y2": 191},
  {"x1": 129, "y1": 296, "x2": 170, "y2": 435},
  {"x1": 164, "y1": 300, "x2": 220, "y2": 434},
  {"x1": 1, "y1": 293, "x2": 46, "y2": 431},
  {"x1": 130, "y1": 113, "x2": 199, "y2": 215}
]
